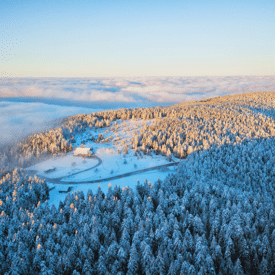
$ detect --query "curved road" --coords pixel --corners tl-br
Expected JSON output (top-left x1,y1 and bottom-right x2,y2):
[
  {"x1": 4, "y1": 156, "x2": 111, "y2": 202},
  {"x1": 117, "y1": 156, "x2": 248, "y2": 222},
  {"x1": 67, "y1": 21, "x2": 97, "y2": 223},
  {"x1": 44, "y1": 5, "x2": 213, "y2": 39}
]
[
  {"x1": 24, "y1": 154, "x2": 179, "y2": 185},
  {"x1": 59, "y1": 162, "x2": 179, "y2": 184},
  {"x1": 25, "y1": 155, "x2": 102, "y2": 184}
]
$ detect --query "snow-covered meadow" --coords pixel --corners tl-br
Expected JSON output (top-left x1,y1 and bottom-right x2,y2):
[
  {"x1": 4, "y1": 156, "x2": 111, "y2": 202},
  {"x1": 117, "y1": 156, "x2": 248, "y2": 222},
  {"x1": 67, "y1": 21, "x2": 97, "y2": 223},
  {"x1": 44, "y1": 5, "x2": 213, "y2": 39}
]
[
  {"x1": 27, "y1": 153, "x2": 99, "y2": 179},
  {"x1": 46, "y1": 168, "x2": 175, "y2": 207},
  {"x1": 25, "y1": 118, "x2": 177, "y2": 206}
]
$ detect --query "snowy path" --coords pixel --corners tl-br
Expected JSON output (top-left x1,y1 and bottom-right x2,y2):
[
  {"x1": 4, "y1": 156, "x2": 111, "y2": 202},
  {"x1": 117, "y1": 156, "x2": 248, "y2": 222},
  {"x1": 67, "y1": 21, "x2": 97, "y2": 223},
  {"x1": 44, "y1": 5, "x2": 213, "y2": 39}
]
[
  {"x1": 60, "y1": 155, "x2": 102, "y2": 179},
  {"x1": 25, "y1": 160, "x2": 179, "y2": 185},
  {"x1": 59, "y1": 161, "x2": 179, "y2": 184}
]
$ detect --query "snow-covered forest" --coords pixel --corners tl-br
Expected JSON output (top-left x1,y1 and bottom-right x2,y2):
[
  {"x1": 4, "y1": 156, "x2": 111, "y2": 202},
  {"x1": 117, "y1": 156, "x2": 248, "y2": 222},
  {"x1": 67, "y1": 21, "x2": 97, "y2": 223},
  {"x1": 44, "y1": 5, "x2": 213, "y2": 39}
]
[
  {"x1": 1, "y1": 91, "x2": 275, "y2": 274},
  {"x1": 2, "y1": 91, "x2": 275, "y2": 173}
]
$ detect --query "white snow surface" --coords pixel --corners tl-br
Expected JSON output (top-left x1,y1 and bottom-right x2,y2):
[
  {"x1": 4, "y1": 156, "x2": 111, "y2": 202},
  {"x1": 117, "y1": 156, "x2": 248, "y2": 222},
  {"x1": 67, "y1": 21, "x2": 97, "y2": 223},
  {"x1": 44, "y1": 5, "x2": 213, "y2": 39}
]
[
  {"x1": 26, "y1": 153, "x2": 98, "y2": 179},
  {"x1": 24, "y1": 118, "x2": 177, "y2": 207},
  {"x1": 63, "y1": 119, "x2": 168, "y2": 182},
  {"x1": 63, "y1": 146, "x2": 169, "y2": 182}
]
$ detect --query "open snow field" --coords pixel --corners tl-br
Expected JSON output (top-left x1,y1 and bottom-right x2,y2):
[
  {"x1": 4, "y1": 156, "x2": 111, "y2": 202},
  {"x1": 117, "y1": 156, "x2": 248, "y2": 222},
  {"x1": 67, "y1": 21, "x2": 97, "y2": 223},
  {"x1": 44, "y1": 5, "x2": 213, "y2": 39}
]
[
  {"x1": 63, "y1": 148, "x2": 169, "y2": 182},
  {"x1": 27, "y1": 153, "x2": 99, "y2": 179},
  {"x1": 24, "y1": 117, "x2": 177, "y2": 206},
  {"x1": 63, "y1": 119, "x2": 171, "y2": 181}
]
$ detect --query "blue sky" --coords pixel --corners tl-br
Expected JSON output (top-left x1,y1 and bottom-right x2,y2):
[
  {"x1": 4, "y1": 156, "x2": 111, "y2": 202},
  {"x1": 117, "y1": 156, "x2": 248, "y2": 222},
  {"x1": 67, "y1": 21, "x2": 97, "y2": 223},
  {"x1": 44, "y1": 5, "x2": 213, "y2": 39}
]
[{"x1": 1, "y1": 0, "x2": 274, "y2": 77}]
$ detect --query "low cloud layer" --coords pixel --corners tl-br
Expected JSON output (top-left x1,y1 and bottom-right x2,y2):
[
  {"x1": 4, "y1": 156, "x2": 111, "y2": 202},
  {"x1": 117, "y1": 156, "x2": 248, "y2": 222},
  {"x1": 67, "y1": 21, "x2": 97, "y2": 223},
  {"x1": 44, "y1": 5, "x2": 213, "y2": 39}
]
[
  {"x1": 1, "y1": 76, "x2": 275, "y2": 106},
  {"x1": 0, "y1": 101, "x2": 94, "y2": 147}
]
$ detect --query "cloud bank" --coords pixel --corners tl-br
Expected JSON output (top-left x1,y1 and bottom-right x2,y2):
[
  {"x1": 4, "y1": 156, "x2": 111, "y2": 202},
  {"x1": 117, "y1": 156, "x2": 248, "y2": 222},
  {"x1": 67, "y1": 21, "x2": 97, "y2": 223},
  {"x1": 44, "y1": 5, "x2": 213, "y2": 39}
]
[{"x1": 1, "y1": 76, "x2": 275, "y2": 106}]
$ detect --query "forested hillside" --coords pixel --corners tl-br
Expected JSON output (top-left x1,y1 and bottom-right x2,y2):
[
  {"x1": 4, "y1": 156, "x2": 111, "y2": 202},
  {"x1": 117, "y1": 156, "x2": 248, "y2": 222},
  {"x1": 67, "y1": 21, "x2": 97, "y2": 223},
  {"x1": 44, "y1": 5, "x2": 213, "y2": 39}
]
[
  {"x1": 1, "y1": 92, "x2": 275, "y2": 172},
  {"x1": 1, "y1": 92, "x2": 275, "y2": 274}
]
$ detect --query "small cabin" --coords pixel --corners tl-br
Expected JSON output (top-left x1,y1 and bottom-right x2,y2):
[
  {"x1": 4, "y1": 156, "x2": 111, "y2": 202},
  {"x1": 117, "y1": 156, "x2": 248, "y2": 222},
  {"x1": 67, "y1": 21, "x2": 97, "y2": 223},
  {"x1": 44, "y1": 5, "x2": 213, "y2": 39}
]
[{"x1": 73, "y1": 146, "x2": 92, "y2": 156}]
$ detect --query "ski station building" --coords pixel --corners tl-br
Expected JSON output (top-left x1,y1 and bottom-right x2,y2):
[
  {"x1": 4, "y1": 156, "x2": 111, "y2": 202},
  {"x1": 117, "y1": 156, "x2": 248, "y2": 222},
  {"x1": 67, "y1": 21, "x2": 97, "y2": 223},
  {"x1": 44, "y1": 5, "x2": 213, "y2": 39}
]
[{"x1": 73, "y1": 146, "x2": 93, "y2": 156}]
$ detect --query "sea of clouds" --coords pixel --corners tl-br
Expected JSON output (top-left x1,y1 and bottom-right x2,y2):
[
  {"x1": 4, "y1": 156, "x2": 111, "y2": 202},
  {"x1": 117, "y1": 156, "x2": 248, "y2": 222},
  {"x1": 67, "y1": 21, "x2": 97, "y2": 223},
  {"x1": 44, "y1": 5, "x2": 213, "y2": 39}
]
[
  {"x1": 1, "y1": 76, "x2": 275, "y2": 105},
  {"x1": 0, "y1": 76, "x2": 274, "y2": 147}
]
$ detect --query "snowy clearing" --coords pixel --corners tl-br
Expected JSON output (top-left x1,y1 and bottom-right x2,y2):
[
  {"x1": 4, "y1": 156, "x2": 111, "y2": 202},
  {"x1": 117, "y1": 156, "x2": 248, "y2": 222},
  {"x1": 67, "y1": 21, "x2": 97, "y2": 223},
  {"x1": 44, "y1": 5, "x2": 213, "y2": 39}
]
[
  {"x1": 26, "y1": 153, "x2": 98, "y2": 179},
  {"x1": 24, "y1": 117, "x2": 177, "y2": 206},
  {"x1": 46, "y1": 167, "x2": 176, "y2": 207}
]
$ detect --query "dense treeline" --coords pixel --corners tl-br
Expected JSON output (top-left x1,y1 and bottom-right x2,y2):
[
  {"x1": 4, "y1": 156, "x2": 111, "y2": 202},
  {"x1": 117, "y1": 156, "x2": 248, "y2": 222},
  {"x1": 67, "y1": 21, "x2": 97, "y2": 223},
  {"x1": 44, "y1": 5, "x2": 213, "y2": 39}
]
[
  {"x1": 2, "y1": 136, "x2": 275, "y2": 274},
  {"x1": 0, "y1": 168, "x2": 49, "y2": 215},
  {"x1": 130, "y1": 92, "x2": 275, "y2": 158}
]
